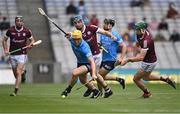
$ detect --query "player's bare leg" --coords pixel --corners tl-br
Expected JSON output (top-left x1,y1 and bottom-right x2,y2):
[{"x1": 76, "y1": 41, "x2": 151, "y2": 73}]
[
  {"x1": 61, "y1": 65, "x2": 101, "y2": 98},
  {"x1": 133, "y1": 69, "x2": 152, "y2": 98},
  {"x1": 143, "y1": 74, "x2": 176, "y2": 89},
  {"x1": 95, "y1": 73, "x2": 113, "y2": 98},
  {"x1": 99, "y1": 68, "x2": 125, "y2": 89},
  {"x1": 10, "y1": 63, "x2": 24, "y2": 96},
  {"x1": 61, "y1": 66, "x2": 87, "y2": 97},
  {"x1": 79, "y1": 76, "x2": 101, "y2": 98}
]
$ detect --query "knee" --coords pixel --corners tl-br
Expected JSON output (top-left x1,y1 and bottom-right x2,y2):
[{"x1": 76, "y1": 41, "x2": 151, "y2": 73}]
[
  {"x1": 16, "y1": 69, "x2": 22, "y2": 76},
  {"x1": 79, "y1": 79, "x2": 86, "y2": 84},
  {"x1": 133, "y1": 76, "x2": 139, "y2": 82}
]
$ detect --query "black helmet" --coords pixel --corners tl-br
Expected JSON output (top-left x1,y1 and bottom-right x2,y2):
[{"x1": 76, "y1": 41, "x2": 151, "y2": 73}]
[
  {"x1": 104, "y1": 18, "x2": 115, "y2": 27},
  {"x1": 15, "y1": 15, "x2": 23, "y2": 21}
]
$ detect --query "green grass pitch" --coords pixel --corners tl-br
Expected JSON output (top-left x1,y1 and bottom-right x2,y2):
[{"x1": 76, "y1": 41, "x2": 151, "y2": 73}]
[{"x1": 0, "y1": 83, "x2": 179, "y2": 114}]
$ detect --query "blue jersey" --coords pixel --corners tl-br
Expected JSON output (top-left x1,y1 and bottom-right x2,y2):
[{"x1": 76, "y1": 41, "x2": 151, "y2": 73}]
[
  {"x1": 70, "y1": 38, "x2": 92, "y2": 63},
  {"x1": 100, "y1": 29, "x2": 123, "y2": 61}
]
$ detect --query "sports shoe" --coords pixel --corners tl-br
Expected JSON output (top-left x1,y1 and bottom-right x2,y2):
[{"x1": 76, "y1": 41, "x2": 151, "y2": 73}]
[
  {"x1": 166, "y1": 77, "x2": 176, "y2": 89},
  {"x1": 83, "y1": 89, "x2": 93, "y2": 97},
  {"x1": 104, "y1": 88, "x2": 113, "y2": 98},
  {"x1": 90, "y1": 89, "x2": 101, "y2": 99},
  {"x1": 117, "y1": 78, "x2": 125, "y2": 89},
  {"x1": 10, "y1": 92, "x2": 16, "y2": 96},
  {"x1": 142, "y1": 92, "x2": 152, "y2": 98},
  {"x1": 61, "y1": 89, "x2": 70, "y2": 97}
]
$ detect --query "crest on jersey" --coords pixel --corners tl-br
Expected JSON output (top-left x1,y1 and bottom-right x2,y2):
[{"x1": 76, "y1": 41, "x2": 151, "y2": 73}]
[
  {"x1": 23, "y1": 33, "x2": 26, "y2": 36},
  {"x1": 18, "y1": 33, "x2": 21, "y2": 37},
  {"x1": 87, "y1": 31, "x2": 91, "y2": 35}
]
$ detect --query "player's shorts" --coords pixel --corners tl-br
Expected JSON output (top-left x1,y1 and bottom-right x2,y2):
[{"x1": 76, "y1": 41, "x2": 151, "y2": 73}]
[
  {"x1": 140, "y1": 61, "x2": 157, "y2": 72},
  {"x1": 77, "y1": 63, "x2": 91, "y2": 72},
  {"x1": 10, "y1": 54, "x2": 28, "y2": 69},
  {"x1": 100, "y1": 61, "x2": 116, "y2": 71},
  {"x1": 93, "y1": 53, "x2": 102, "y2": 70}
]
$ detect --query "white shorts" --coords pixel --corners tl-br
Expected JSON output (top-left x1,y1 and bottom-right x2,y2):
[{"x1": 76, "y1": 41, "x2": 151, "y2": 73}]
[
  {"x1": 93, "y1": 53, "x2": 102, "y2": 69},
  {"x1": 10, "y1": 55, "x2": 28, "y2": 68},
  {"x1": 140, "y1": 61, "x2": 157, "y2": 72}
]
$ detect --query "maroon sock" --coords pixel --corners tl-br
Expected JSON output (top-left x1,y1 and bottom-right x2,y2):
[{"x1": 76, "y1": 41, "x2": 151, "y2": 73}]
[
  {"x1": 14, "y1": 88, "x2": 18, "y2": 94},
  {"x1": 143, "y1": 89, "x2": 150, "y2": 94}
]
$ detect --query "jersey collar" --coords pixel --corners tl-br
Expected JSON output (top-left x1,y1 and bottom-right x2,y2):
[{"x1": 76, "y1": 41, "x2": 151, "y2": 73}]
[
  {"x1": 81, "y1": 25, "x2": 86, "y2": 33},
  {"x1": 15, "y1": 26, "x2": 23, "y2": 32},
  {"x1": 140, "y1": 30, "x2": 149, "y2": 40}
]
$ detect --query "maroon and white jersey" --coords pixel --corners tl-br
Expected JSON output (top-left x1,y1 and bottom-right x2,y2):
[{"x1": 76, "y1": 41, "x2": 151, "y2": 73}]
[
  {"x1": 82, "y1": 25, "x2": 100, "y2": 55},
  {"x1": 5, "y1": 26, "x2": 32, "y2": 55},
  {"x1": 136, "y1": 31, "x2": 157, "y2": 63}
]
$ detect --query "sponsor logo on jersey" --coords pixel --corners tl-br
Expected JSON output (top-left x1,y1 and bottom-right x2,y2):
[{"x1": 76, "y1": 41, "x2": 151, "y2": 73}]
[
  {"x1": 12, "y1": 33, "x2": 16, "y2": 35},
  {"x1": 12, "y1": 39, "x2": 25, "y2": 43}
]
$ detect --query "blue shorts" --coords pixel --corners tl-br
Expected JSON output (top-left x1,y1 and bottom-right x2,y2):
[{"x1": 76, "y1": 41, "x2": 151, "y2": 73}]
[
  {"x1": 77, "y1": 63, "x2": 91, "y2": 72},
  {"x1": 100, "y1": 61, "x2": 116, "y2": 71}
]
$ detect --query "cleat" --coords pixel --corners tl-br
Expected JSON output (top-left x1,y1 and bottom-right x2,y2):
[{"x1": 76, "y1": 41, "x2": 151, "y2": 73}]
[
  {"x1": 142, "y1": 92, "x2": 152, "y2": 98},
  {"x1": 10, "y1": 92, "x2": 16, "y2": 96},
  {"x1": 61, "y1": 90, "x2": 70, "y2": 97},
  {"x1": 83, "y1": 89, "x2": 93, "y2": 97},
  {"x1": 166, "y1": 78, "x2": 176, "y2": 89},
  {"x1": 117, "y1": 78, "x2": 125, "y2": 89},
  {"x1": 104, "y1": 88, "x2": 113, "y2": 98},
  {"x1": 90, "y1": 89, "x2": 101, "y2": 99}
]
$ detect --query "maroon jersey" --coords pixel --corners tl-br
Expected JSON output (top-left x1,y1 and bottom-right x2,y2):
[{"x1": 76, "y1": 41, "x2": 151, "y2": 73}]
[
  {"x1": 6, "y1": 26, "x2": 32, "y2": 55},
  {"x1": 136, "y1": 31, "x2": 157, "y2": 63},
  {"x1": 82, "y1": 25, "x2": 100, "y2": 55}
]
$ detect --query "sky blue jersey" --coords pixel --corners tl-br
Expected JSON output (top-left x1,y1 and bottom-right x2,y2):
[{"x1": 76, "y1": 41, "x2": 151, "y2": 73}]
[
  {"x1": 100, "y1": 29, "x2": 123, "y2": 61},
  {"x1": 70, "y1": 38, "x2": 92, "y2": 63}
]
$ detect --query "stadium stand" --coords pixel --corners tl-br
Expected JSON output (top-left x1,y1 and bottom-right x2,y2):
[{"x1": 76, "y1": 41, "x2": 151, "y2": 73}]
[{"x1": 0, "y1": 0, "x2": 179, "y2": 76}]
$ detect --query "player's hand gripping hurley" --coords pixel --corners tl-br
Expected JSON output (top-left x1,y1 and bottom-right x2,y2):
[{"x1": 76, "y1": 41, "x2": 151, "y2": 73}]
[
  {"x1": 8, "y1": 40, "x2": 42, "y2": 55},
  {"x1": 38, "y1": 8, "x2": 67, "y2": 35}
]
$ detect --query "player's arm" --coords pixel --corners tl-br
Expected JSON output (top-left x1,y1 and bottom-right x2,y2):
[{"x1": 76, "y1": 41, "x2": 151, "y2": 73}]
[
  {"x1": 87, "y1": 56, "x2": 97, "y2": 80},
  {"x1": 127, "y1": 48, "x2": 148, "y2": 62},
  {"x1": 26, "y1": 30, "x2": 35, "y2": 48},
  {"x1": 96, "y1": 28, "x2": 117, "y2": 41},
  {"x1": 65, "y1": 32, "x2": 72, "y2": 40},
  {"x1": 2, "y1": 36, "x2": 9, "y2": 55},
  {"x1": 29, "y1": 36, "x2": 35, "y2": 46},
  {"x1": 119, "y1": 42, "x2": 127, "y2": 61}
]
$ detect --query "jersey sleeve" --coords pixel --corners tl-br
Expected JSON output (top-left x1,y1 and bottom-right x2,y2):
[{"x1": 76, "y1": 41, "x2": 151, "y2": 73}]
[
  {"x1": 5, "y1": 29, "x2": 10, "y2": 38},
  {"x1": 83, "y1": 43, "x2": 93, "y2": 58},
  {"x1": 27, "y1": 29, "x2": 33, "y2": 39},
  {"x1": 114, "y1": 31, "x2": 123, "y2": 44}
]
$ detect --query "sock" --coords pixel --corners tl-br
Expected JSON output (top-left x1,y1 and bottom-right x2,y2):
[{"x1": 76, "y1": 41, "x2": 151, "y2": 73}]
[
  {"x1": 116, "y1": 77, "x2": 122, "y2": 82},
  {"x1": 160, "y1": 76, "x2": 166, "y2": 82},
  {"x1": 105, "y1": 87, "x2": 111, "y2": 93},
  {"x1": 14, "y1": 88, "x2": 18, "y2": 94},
  {"x1": 66, "y1": 85, "x2": 72, "y2": 93},
  {"x1": 143, "y1": 89, "x2": 150, "y2": 94}
]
